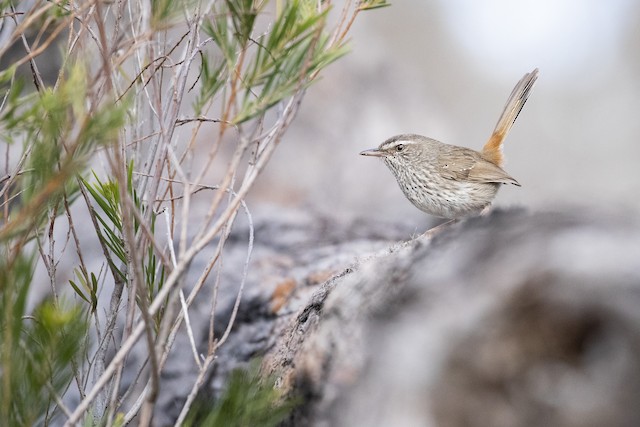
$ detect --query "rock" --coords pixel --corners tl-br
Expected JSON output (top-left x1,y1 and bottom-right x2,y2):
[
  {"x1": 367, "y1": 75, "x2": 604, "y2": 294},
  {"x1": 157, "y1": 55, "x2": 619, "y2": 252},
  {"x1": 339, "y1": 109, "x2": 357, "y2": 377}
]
[
  {"x1": 262, "y1": 208, "x2": 640, "y2": 427},
  {"x1": 133, "y1": 206, "x2": 640, "y2": 426},
  {"x1": 138, "y1": 207, "x2": 419, "y2": 426}
]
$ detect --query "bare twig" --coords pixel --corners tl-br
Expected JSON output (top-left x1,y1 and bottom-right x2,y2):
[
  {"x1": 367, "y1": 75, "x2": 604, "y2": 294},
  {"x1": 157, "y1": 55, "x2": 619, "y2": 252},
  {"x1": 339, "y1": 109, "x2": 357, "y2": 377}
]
[
  {"x1": 0, "y1": 1, "x2": 376, "y2": 424},
  {"x1": 180, "y1": 290, "x2": 202, "y2": 370}
]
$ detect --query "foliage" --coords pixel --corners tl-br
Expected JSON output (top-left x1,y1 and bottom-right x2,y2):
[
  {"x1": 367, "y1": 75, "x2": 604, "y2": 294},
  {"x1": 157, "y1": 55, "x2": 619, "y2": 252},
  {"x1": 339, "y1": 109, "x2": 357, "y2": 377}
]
[
  {"x1": 185, "y1": 359, "x2": 297, "y2": 427},
  {"x1": 0, "y1": 255, "x2": 87, "y2": 426},
  {"x1": 0, "y1": 0, "x2": 388, "y2": 425}
]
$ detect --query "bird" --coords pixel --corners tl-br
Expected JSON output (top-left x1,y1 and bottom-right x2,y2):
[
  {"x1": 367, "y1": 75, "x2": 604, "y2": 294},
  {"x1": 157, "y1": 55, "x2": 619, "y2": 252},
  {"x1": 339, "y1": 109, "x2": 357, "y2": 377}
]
[{"x1": 360, "y1": 68, "x2": 538, "y2": 219}]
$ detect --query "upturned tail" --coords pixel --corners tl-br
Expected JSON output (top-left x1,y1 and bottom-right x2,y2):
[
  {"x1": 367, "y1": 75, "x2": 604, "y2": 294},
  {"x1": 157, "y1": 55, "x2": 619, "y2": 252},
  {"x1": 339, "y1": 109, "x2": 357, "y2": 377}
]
[{"x1": 482, "y1": 68, "x2": 539, "y2": 167}]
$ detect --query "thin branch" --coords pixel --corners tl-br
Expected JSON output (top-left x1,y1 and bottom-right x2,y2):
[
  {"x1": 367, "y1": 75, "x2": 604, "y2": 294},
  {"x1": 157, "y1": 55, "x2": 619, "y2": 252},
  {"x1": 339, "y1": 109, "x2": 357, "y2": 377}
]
[
  {"x1": 180, "y1": 290, "x2": 201, "y2": 370},
  {"x1": 175, "y1": 116, "x2": 231, "y2": 126},
  {"x1": 173, "y1": 353, "x2": 216, "y2": 427},
  {"x1": 11, "y1": 4, "x2": 45, "y2": 92}
]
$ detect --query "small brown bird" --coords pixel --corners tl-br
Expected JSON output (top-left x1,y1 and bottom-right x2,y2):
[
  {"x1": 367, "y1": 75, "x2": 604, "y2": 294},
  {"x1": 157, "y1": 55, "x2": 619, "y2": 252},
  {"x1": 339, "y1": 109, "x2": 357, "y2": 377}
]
[{"x1": 361, "y1": 69, "x2": 538, "y2": 219}]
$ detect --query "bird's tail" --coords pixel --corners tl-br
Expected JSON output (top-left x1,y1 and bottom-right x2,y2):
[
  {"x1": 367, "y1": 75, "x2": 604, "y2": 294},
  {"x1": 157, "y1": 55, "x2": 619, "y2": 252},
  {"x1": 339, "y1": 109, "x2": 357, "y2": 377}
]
[{"x1": 482, "y1": 68, "x2": 539, "y2": 167}]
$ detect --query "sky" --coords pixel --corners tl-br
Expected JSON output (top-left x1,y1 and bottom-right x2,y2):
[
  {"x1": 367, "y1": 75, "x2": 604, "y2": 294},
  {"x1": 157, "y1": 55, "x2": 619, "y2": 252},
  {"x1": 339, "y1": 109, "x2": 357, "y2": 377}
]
[{"x1": 437, "y1": 0, "x2": 636, "y2": 80}]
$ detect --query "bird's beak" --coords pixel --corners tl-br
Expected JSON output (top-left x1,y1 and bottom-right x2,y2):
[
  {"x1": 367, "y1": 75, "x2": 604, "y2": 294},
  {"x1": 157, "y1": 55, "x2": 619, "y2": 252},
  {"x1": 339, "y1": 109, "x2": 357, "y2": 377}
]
[{"x1": 359, "y1": 148, "x2": 386, "y2": 157}]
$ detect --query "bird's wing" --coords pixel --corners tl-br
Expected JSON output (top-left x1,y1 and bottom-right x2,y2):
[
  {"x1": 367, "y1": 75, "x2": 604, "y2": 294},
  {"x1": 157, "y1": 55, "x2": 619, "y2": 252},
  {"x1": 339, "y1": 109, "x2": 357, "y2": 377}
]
[
  {"x1": 438, "y1": 148, "x2": 520, "y2": 186},
  {"x1": 468, "y1": 159, "x2": 520, "y2": 186},
  {"x1": 437, "y1": 149, "x2": 476, "y2": 181}
]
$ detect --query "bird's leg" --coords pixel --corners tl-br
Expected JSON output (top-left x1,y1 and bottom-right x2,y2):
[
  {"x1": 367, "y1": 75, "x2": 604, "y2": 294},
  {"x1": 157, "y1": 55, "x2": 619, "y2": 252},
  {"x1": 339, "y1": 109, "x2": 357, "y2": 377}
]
[
  {"x1": 480, "y1": 205, "x2": 493, "y2": 216},
  {"x1": 421, "y1": 219, "x2": 458, "y2": 238}
]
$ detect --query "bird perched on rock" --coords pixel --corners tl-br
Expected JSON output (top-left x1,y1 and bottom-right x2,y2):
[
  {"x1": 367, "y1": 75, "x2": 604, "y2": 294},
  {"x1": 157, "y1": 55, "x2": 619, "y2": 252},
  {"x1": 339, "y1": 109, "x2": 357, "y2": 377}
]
[{"x1": 361, "y1": 69, "x2": 538, "y2": 219}]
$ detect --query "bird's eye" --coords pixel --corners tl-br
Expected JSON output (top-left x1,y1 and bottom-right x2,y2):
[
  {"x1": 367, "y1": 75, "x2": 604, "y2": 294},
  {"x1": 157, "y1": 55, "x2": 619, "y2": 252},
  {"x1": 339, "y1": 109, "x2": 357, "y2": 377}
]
[{"x1": 395, "y1": 144, "x2": 404, "y2": 152}]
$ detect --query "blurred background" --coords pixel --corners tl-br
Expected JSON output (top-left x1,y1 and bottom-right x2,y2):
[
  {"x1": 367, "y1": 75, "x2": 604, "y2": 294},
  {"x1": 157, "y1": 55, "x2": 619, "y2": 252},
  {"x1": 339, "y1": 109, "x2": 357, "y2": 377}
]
[{"x1": 250, "y1": 0, "x2": 640, "y2": 224}]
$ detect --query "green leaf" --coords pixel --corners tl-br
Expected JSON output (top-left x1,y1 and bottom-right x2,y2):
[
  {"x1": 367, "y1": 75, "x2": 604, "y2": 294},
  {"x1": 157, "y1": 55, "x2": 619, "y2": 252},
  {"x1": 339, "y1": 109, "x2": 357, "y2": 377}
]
[
  {"x1": 69, "y1": 279, "x2": 90, "y2": 304},
  {"x1": 204, "y1": 11, "x2": 238, "y2": 67},
  {"x1": 90, "y1": 272, "x2": 98, "y2": 311},
  {"x1": 150, "y1": 0, "x2": 197, "y2": 28},
  {"x1": 358, "y1": 0, "x2": 391, "y2": 11},
  {"x1": 194, "y1": 55, "x2": 227, "y2": 114},
  {"x1": 226, "y1": 0, "x2": 261, "y2": 45},
  {"x1": 68, "y1": 268, "x2": 99, "y2": 312}
]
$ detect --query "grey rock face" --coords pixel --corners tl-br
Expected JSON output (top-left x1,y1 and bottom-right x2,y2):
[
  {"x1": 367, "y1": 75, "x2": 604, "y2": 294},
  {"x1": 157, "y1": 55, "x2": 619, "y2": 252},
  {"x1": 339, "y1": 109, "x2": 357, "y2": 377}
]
[
  {"x1": 128, "y1": 208, "x2": 416, "y2": 426},
  {"x1": 264, "y1": 209, "x2": 640, "y2": 427},
  {"x1": 135, "y1": 207, "x2": 640, "y2": 426}
]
